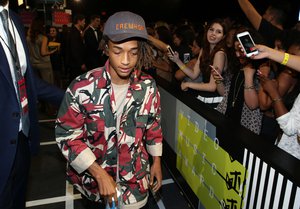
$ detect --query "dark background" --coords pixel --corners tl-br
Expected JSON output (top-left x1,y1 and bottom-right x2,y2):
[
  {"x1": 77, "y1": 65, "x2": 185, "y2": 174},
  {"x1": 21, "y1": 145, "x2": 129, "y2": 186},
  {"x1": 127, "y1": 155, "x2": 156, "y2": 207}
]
[
  {"x1": 67, "y1": 0, "x2": 300, "y2": 27},
  {"x1": 10, "y1": 0, "x2": 300, "y2": 28}
]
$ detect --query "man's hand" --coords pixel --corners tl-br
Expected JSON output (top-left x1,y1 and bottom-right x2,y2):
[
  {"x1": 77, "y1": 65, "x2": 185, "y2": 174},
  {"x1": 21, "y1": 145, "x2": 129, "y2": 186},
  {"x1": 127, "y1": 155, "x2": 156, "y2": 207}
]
[
  {"x1": 149, "y1": 156, "x2": 162, "y2": 193},
  {"x1": 87, "y1": 162, "x2": 118, "y2": 204}
]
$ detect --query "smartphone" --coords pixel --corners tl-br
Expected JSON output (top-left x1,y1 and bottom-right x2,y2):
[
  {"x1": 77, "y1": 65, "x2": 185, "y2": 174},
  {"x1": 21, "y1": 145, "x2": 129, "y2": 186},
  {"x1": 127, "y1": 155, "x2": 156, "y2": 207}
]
[
  {"x1": 167, "y1": 45, "x2": 175, "y2": 56},
  {"x1": 183, "y1": 53, "x2": 190, "y2": 63},
  {"x1": 236, "y1": 31, "x2": 258, "y2": 57},
  {"x1": 210, "y1": 65, "x2": 223, "y2": 80}
]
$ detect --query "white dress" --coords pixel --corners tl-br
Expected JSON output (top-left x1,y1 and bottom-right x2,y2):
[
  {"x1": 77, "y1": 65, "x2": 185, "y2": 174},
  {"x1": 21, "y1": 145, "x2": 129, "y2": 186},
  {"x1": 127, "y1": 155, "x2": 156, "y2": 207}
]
[{"x1": 276, "y1": 93, "x2": 300, "y2": 160}]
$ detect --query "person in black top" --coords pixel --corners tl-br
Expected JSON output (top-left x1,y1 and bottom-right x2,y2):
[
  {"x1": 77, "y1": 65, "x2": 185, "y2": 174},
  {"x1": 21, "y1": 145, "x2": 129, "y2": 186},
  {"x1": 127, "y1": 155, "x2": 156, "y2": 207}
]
[
  {"x1": 65, "y1": 14, "x2": 87, "y2": 82},
  {"x1": 84, "y1": 14, "x2": 106, "y2": 70}
]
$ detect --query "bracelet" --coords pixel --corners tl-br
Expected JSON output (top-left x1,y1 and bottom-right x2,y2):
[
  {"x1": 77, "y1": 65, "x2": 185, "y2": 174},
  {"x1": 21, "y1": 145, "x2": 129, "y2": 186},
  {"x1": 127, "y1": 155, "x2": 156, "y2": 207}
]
[
  {"x1": 281, "y1": 53, "x2": 289, "y2": 65},
  {"x1": 215, "y1": 80, "x2": 223, "y2": 84},
  {"x1": 179, "y1": 64, "x2": 187, "y2": 71},
  {"x1": 272, "y1": 97, "x2": 282, "y2": 104},
  {"x1": 244, "y1": 85, "x2": 255, "y2": 90}
]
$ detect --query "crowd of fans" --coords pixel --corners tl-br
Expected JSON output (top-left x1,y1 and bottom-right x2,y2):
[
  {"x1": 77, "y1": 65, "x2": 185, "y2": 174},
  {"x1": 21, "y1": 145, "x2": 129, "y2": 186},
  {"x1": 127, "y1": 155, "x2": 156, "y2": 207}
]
[{"x1": 24, "y1": 1, "x2": 300, "y2": 160}]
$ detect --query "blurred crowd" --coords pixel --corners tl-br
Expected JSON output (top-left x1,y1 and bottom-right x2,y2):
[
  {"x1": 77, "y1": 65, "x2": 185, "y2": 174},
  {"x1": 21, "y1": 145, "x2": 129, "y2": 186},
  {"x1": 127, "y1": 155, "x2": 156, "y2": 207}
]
[{"x1": 24, "y1": 0, "x2": 300, "y2": 160}]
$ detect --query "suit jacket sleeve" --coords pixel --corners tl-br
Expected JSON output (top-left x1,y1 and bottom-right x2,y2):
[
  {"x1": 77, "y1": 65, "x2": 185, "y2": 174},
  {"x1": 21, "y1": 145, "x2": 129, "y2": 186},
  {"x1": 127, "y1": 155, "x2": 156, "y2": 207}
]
[{"x1": 34, "y1": 73, "x2": 65, "y2": 107}]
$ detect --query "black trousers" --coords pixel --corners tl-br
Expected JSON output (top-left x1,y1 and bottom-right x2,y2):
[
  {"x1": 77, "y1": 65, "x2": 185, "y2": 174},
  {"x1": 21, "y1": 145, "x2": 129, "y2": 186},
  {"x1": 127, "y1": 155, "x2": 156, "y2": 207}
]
[{"x1": 0, "y1": 132, "x2": 30, "y2": 209}]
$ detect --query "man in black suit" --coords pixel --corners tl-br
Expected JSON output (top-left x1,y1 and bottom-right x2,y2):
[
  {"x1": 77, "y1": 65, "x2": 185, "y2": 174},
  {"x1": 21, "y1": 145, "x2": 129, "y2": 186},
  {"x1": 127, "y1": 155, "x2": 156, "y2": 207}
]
[
  {"x1": 84, "y1": 14, "x2": 106, "y2": 70},
  {"x1": 0, "y1": 1, "x2": 64, "y2": 208},
  {"x1": 65, "y1": 14, "x2": 86, "y2": 81}
]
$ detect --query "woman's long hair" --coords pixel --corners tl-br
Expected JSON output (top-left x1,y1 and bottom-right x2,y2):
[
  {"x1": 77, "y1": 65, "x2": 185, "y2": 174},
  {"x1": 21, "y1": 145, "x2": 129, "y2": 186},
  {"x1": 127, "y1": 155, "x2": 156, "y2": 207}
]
[
  {"x1": 29, "y1": 17, "x2": 45, "y2": 44},
  {"x1": 200, "y1": 18, "x2": 229, "y2": 82}
]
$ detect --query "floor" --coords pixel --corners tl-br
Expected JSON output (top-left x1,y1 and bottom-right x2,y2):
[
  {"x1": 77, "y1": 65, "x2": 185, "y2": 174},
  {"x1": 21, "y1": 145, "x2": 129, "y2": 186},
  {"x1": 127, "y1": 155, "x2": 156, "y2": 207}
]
[{"x1": 25, "y1": 109, "x2": 193, "y2": 209}]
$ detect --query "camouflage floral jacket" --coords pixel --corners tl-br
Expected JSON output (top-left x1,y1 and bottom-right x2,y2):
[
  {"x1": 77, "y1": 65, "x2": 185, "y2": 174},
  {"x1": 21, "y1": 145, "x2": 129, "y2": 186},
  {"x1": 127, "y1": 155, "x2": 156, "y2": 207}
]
[{"x1": 55, "y1": 61, "x2": 163, "y2": 204}]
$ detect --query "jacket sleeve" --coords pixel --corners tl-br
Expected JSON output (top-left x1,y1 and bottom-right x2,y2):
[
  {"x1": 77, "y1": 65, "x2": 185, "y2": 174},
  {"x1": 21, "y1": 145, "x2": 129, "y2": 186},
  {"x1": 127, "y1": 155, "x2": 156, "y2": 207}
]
[
  {"x1": 35, "y1": 73, "x2": 64, "y2": 107},
  {"x1": 55, "y1": 85, "x2": 96, "y2": 174},
  {"x1": 145, "y1": 82, "x2": 163, "y2": 156}
]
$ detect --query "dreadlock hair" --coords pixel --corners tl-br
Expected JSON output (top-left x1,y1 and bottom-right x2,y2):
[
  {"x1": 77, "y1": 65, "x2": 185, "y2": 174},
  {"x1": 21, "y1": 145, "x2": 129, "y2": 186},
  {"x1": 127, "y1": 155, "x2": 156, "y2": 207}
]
[{"x1": 136, "y1": 40, "x2": 155, "y2": 72}]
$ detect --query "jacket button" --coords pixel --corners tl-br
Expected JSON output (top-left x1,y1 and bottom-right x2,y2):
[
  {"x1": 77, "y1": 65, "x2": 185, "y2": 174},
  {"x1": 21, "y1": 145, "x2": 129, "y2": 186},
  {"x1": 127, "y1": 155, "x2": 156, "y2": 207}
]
[{"x1": 10, "y1": 140, "x2": 17, "y2": 144}]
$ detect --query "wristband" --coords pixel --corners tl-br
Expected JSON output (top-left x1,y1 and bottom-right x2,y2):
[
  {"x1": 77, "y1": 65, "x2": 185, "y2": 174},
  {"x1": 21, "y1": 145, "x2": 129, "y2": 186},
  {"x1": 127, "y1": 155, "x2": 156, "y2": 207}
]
[
  {"x1": 281, "y1": 53, "x2": 289, "y2": 65},
  {"x1": 179, "y1": 64, "x2": 187, "y2": 71}
]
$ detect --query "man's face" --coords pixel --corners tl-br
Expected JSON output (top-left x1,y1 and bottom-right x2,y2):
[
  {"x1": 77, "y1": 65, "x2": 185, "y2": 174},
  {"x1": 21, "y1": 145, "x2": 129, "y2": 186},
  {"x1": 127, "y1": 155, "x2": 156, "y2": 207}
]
[
  {"x1": 0, "y1": 0, "x2": 8, "y2": 6},
  {"x1": 78, "y1": 19, "x2": 85, "y2": 30},
  {"x1": 107, "y1": 40, "x2": 139, "y2": 85},
  {"x1": 92, "y1": 18, "x2": 100, "y2": 29}
]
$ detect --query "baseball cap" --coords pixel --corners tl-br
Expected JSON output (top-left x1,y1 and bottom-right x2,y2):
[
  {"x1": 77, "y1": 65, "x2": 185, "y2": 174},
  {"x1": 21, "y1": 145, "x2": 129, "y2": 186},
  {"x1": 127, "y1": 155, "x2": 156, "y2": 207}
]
[{"x1": 103, "y1": 11, "x2": 148, "y2": 42}]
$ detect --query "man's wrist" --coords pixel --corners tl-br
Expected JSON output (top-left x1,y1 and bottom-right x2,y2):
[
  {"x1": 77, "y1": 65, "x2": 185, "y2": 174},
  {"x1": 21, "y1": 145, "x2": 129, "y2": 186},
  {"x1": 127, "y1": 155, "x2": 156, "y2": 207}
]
[
  {"x1": 88, "y1": 162, "x2": 105, "y2": 179},
  {"x1": 152, "y1": 156, "x2": 161, "y2": 163}
]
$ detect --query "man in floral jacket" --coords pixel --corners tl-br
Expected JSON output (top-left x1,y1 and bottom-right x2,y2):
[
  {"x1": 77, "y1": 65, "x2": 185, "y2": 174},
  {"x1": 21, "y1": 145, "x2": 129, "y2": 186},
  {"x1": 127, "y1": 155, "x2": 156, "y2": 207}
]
[{"x1": 55, "y1": 11, "x2": 163, "y2": 209}]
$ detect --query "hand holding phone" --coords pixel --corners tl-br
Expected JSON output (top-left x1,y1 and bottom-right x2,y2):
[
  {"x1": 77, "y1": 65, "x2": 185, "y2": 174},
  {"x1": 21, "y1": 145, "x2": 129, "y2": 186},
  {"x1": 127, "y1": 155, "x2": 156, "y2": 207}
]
[
  {"x1": 236, "y1": 31, "x2": 259, "y2": 57},
  {"x1": 210, "y1": 65, "x2": 223, "y2": 80}
]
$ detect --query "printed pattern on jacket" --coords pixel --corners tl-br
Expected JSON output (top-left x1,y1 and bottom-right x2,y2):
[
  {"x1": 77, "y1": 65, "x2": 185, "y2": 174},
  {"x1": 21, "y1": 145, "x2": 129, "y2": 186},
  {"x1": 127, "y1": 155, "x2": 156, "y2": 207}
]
[{"x1": 55, "y1": 61, "x2": 163, "y2": 204}]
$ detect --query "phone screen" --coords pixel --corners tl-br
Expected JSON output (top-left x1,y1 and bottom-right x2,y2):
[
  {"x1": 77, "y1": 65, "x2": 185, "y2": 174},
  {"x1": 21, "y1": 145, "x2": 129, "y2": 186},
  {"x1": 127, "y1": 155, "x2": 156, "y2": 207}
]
[
  {"x1": 238, "y1": 34, "x2": 257, "y2": 55},
  {"x1": 183, "y1": 53, "x2": 190, "y2": 63}
]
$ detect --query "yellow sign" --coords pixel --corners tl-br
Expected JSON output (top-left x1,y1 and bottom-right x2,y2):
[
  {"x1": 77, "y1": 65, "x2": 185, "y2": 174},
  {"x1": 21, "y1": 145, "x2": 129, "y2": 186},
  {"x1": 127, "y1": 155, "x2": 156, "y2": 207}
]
[{"x1": 177, "y1": 113, "x2": 248, "y2": 208}]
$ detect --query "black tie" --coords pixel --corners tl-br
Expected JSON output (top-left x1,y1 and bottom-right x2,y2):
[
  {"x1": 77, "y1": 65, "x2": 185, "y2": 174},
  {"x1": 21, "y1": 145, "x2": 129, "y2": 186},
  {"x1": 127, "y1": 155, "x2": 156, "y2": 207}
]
[{"x1": 1, "y1": 9, "x2": 30, "y2": 136}]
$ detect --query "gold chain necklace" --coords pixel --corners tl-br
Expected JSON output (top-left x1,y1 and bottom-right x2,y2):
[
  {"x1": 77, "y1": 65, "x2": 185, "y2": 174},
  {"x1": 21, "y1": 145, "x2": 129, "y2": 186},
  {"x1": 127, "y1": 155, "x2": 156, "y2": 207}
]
[{"x1": 232, "y1": 71, "x2": 244, "y2": 107}]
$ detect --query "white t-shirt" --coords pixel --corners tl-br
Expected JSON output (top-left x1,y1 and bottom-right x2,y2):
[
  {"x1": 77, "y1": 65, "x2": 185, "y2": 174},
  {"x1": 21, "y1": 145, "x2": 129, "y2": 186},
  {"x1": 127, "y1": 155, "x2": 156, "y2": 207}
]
[{"x1": 111, "y1": 82, "x2": 129, "y2": 138}]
